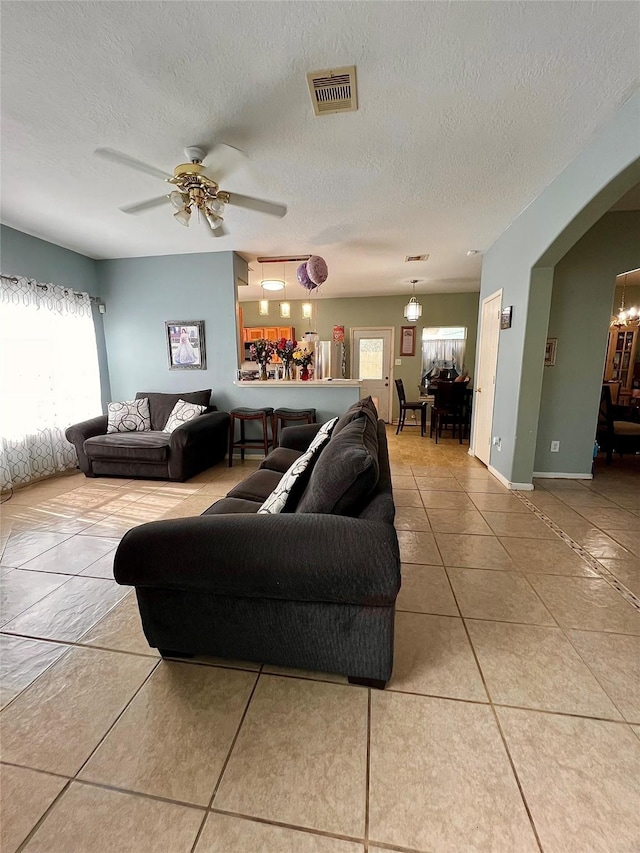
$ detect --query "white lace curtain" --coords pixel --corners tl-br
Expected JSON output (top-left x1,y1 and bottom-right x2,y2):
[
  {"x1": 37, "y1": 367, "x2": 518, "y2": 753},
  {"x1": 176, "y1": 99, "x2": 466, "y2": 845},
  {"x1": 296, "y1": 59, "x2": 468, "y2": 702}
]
[
  {"x1": 0, "y1": 275, "x2": 102, "y2": 491},
  {"x1": 422, "y1": 339, "x2": 467, "y2": 376}
]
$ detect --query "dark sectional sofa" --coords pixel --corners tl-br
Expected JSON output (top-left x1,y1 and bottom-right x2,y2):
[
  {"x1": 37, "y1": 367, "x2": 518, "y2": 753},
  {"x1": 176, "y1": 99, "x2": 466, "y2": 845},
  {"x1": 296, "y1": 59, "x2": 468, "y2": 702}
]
[
  {"x1": 114, "y1": 398, "x2": 401, "y2": 687},
  {"x1": 65, "y1": 390, "x2": 230, "y2": 482}
]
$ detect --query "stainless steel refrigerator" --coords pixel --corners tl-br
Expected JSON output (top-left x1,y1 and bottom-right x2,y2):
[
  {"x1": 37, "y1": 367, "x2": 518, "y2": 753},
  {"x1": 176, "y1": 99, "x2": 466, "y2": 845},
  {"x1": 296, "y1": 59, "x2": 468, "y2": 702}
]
[{"x1": 314, "y1": 341, "x2": 345, "y2": 380}]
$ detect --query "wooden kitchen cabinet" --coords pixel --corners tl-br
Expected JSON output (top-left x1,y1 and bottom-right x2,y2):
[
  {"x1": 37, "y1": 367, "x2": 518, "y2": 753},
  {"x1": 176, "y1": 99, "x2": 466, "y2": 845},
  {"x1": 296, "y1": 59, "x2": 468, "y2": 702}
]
[{"x1": 242, "y1": 326, "x2": 295, "y2": 342}]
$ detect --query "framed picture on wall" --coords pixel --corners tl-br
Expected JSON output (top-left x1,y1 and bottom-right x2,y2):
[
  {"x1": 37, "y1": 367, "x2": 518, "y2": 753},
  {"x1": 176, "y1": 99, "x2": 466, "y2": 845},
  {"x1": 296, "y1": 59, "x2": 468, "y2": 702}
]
[
  {"x1": 166, "y1": 321, "x2": 207, "y2": 370},
  {"x1": 544, "y1": 337, "x2": 558, "y2": 367},
  {"x1": 400, "y1": 326, "x2": 417, "y2": 356}
]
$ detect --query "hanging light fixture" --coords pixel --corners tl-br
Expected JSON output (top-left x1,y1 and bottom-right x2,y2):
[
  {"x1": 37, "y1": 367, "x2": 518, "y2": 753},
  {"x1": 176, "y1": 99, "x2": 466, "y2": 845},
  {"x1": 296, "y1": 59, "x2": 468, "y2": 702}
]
[
  {"x1": 302, "y1": 302, "x2": 313, "y2": 320},
  {"x1": 279, "y1": 264, "x2": 291, "y2": 318},
  {"x1": 404, "y1": 280, "x2": 423, "y2": 322},
  {"x1": 611, "y1": 273, "x2": 639, "y2": 327},
  {"x1": 258, "y1": 282, "x2": 269, "y2": 316},
  {"x1": 260, "y1": 262, "x2": 285, "y2": 292}
]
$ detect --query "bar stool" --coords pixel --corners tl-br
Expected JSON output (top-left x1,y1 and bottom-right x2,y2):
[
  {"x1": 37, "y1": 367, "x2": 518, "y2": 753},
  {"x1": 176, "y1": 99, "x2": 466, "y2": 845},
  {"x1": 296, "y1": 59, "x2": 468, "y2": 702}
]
[
  {"x1": 228, "y1": 407, "x2": 274, "y2": 467},
  {"x1": 272, "y1": 407, "x2": 317, "y2": 448}
]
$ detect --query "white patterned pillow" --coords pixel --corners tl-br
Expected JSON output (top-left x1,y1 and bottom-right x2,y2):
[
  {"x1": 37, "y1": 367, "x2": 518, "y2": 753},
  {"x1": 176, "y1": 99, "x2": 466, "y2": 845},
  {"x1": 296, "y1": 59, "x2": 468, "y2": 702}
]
[
  {"x1": 163, "y1": 399, "x2": 206, "y2": 433},
  {"x1": 258, "y1": 417, "x2": 339, "y2": 514},
  {"x1": 107, "y1": 399, "x2": 151, "y2": 433}
]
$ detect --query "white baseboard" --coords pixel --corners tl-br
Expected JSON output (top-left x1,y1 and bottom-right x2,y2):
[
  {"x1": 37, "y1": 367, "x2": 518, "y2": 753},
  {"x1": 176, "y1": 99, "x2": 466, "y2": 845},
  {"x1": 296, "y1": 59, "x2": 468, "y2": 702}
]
[
  {"x1": 488, "y1": 464, "x2": 534, "y2": 491},
  {"x1": 532, "y1": 471, "x2": 593, "y2": 480}
]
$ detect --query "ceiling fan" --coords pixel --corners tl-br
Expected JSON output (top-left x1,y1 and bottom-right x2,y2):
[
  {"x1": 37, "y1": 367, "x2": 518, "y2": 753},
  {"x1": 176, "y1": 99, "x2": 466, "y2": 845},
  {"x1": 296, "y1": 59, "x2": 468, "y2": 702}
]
[{"x1": 94, "y1": 145, "x2": 287, "y2": 237}]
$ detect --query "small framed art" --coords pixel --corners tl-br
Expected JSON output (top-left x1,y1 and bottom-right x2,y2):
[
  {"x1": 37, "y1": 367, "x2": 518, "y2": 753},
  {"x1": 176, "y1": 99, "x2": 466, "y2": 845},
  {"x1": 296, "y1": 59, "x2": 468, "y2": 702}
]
[
  {"x1": 166, "y1": 321, "x2": 207, "y2": 370},
  {"x1": 400, "y1": 326, "x2": 417, "y2": 357},
  {"x1": 500, "y1": 306, "x2": 513, "y2": 329},
  {"x1": 544, "y1": 338, "x2": 558, "y2": 367}
]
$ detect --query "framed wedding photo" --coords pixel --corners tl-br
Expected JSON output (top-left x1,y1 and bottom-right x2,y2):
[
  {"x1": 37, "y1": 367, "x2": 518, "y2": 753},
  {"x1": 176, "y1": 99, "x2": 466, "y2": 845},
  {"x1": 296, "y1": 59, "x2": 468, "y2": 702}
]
[
  {"x1": 400, "y1": 325, "x2": 416, "y2": 357},
  {"x1": 166, "y1": 321, "x2": 207, "y2": 370}
]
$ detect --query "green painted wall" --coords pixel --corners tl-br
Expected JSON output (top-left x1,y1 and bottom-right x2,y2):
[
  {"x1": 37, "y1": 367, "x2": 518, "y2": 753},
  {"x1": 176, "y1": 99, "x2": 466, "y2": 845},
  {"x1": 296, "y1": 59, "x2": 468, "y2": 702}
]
[
  {"x1": 241, "y1": 291, "x2": 480, "y2": 418},
  {"x1": 534, "y1": 211, "x2": 640, "y2": 475},
  {"x1": 478, "y1": 92, "x2": 640, "y2": 485}
]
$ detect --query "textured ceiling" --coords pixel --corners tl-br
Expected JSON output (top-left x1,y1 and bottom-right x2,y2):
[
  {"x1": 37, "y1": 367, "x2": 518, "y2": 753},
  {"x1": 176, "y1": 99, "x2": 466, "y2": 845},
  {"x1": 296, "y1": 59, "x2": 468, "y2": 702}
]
[{"x1": 1, "y1": 1, "x2": 638, "y2": 301}]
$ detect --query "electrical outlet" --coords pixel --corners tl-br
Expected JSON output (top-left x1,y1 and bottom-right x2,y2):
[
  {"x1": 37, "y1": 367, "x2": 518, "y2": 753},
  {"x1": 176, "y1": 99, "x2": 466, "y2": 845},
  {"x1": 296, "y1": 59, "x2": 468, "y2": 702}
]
[
  {"x1": 550, "y1": 440, "x2": 560, "y2": 453},
  {"x1": 395, "y1": 358, "x2": 402, "y2": 366}
]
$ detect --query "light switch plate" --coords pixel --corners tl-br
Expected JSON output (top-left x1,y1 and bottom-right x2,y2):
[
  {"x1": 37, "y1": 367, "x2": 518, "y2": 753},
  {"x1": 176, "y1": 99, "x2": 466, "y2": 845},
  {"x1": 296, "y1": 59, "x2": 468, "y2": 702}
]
[{"x1": 395, "y1": 358, "x2": 402, "y2": 366}]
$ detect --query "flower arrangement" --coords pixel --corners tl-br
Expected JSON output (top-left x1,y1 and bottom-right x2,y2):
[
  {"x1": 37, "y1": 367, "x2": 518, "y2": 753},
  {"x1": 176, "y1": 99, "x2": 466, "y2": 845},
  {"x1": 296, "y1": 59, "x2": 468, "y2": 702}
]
[
  {"x1": 249, "y1": 339, "x2": 275, "y2": 365},
  {"x1": 292, "y1": 347, "x2": 313, "y2": 368},
  {"x1": 275, "y1": 337, "x2": 297, "y2": 364}
]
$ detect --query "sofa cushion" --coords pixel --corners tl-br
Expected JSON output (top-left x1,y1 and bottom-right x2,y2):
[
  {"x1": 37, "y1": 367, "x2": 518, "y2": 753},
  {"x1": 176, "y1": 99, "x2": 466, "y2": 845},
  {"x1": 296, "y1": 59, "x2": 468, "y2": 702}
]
[
  {"x1": 296, "y1": 414, "x2": 379, "y2": 516},
  {"x1": 163, "y1": 399, "x2": 206, "y2": 433},
  {"x1": 332, "y1": 395, "x2": 378, "y2": 437},
  {"x1": 260, "y1": 447, "x2": 303, "y2": 473},
  {"x1": 226, "y1": 469, "x2": 283, "y2": 502},
  {"x1": 136, "y1": 390, "x2": 211, "y2": 431},
  {"x1": 107, "y1": 399, "x2": 151, "y2": 433},
  {"x1": 84, "y1": 431, "x2": 170, "y2": 462},
  {"x1": 258, "y1": 417, "x2": 338, "y2": 514},
  {"x1": 202, "y1": 497, "x2": 261, "y2": 514}
]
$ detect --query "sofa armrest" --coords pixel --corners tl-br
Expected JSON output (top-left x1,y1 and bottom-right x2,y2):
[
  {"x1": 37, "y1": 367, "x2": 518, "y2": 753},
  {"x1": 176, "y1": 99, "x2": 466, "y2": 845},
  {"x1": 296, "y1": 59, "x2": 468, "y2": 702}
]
[
  {"x1": 114, "y1": 513, "x2": 400, "y2": 606},
  {"x1": 169, "y1": 410, "x2": 230, "y2": 450},
  {"x1": 280, "y1": 423, "x2": 323, "y2": 452},
  {"x1": 65, "y1": 415, "x2": 108, "y2": 474}
]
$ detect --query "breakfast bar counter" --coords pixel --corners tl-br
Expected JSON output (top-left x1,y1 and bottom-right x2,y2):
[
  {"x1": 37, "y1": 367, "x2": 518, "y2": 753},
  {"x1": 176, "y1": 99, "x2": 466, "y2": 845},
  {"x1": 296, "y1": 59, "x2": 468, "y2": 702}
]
[{"x1": 233, "y1": 379, "x2": 362, "y2": 421}]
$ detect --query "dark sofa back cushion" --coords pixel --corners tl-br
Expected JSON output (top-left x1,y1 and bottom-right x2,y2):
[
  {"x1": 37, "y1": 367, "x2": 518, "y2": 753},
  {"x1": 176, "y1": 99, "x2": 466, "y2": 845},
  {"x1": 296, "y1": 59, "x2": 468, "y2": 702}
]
[
  {"x1": 136, "y1": 390, "x2": 212, "y2": 431},
  {"x1": 296, "y1": 413, "x2": 379, "y2": 516},
  {"x1": 331, "y1": 395, "x2": 378, "y2": 438}
]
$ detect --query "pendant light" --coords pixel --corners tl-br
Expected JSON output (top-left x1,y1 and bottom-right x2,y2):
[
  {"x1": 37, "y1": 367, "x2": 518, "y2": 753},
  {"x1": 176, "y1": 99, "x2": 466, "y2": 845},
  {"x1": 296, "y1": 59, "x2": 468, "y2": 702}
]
[
  {"x1": 404, "y1": 280, "x2": 423, "y2": 322},
  {"x1": 279, "y1": 263, "x2": 291, "y2": 318},
  {"x1": 258, "y1": 285, "x2": 269, "y2": 316},
  {"x1": 302, "y1": 302, "x2": 313, "y2": 320}
]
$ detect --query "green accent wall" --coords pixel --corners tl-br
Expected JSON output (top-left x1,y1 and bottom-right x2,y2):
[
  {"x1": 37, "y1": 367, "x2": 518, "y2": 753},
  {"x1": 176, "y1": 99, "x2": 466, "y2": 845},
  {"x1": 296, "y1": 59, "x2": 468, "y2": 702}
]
[
  {"x1": 241, "y1": 291, "x2": 480, "y2": 418},
  {"x1": 534, "y1": 211, "x2": 640, "y2": 475},
  {"x1": 478, "y1": 92, "x2": 640, "y2": 485}
]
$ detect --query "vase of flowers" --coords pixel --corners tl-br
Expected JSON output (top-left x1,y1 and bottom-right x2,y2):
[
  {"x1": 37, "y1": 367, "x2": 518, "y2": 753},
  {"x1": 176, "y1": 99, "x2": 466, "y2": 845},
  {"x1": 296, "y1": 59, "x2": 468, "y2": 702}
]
[
  {"x1": 293, "y1": 346, "x2": 313, "y2": 381},
  {"x1": 249, "y1": 339, "x2": 275, "y2": 380},
  {"x1": 275, "y1": 337, "x2": 297, "y2": 380}
]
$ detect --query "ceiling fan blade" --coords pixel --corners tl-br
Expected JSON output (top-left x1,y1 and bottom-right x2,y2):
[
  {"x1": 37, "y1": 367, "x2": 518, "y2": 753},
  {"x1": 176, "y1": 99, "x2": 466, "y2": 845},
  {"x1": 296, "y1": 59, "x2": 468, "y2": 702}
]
[
  {"x1": 95, "y1": 148, "x2": 173, "y2": 181},
  {"x1": 120, "y1": 195, "x2": 170, "y2": 215},
  {"x1": 203, "y1": 143, "x2": 246, "y2": 183},
  {"x1": 226, "y1": 192, "x2": 287, "y2": 218}
]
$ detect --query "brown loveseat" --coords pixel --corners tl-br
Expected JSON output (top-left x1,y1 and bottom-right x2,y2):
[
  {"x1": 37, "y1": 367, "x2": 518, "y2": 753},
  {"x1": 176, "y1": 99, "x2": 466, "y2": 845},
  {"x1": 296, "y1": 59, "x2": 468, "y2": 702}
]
[{"x1": 65, "y1": 390, "x2": 230, "y2": 481}]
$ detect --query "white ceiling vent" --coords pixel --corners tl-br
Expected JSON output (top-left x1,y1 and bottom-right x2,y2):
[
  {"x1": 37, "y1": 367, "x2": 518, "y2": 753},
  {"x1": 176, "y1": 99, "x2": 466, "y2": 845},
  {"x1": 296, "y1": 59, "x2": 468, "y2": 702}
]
[
  {"x1": 307, "y1": 66, "x2": 357, "y2": 116},
  {"x1": 405, "y1": 254, "x2": 430, "y2": 262}
]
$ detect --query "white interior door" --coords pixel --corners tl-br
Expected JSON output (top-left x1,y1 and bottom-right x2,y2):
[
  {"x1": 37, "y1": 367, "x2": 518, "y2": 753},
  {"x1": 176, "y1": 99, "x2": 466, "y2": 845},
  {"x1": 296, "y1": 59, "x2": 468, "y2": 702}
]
[
  {"x1": 351, "y1": 328, "x2": 393, "y2": 422},
  {"x1": 472, "y1": 291, "x2": 502, "y2": 466}
]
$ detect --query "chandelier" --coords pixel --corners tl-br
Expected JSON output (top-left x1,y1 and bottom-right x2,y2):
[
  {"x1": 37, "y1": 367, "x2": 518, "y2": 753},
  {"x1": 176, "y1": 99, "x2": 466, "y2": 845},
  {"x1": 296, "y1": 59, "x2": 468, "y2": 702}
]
[
  {"x1": 404, "y1": 280, "x2": 423, "y2": 322},
  {"x1": 610, "y1": 273, "x2": 639, "y2": 328}
]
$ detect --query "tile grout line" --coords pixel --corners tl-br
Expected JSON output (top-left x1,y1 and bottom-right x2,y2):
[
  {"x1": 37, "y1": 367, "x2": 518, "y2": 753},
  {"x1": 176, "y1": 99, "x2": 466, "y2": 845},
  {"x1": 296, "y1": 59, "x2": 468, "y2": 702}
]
[
  {"x1": 187, "y1": 668, "x2": 263, "y2": 853},
  {"x1": 364, "y1": 687, "x2": 372, "y2": 852},
  {"x1": 513, "y1": 490, "x2": 640, "y2": 612},
  {"x1": 73, "y1": 658, "x2": 162, "y2": 779},
  {"x1": 15, "y1": 778, "x2": 73, "y2": 853},
  {"x1": 439, "y1": 555, "x2": 545, "y2": 853}
]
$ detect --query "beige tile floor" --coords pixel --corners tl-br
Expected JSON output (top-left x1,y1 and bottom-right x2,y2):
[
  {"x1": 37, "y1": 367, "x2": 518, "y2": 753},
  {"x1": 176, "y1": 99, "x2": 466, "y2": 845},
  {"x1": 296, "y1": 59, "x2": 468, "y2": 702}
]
[{"x1": 1, "y1": 434, "x2": 639, "y2": 852}]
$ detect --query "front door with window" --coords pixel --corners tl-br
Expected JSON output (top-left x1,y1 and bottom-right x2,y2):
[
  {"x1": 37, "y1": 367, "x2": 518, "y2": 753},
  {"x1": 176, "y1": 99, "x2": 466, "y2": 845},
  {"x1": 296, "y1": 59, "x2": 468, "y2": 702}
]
[{"x1": 351, "y1": 328, "x2": 393, "y2": 422}]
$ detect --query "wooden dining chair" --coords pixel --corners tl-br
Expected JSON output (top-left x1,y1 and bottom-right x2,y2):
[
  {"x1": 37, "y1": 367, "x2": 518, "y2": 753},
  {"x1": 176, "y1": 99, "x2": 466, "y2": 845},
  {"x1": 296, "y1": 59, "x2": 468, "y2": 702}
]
[
  {"x1": 394, "y1": 379, "x2": 427, "y2": 436},
  {"x1": 430, "y1": 380, "x2": 469, "y2": 443}
]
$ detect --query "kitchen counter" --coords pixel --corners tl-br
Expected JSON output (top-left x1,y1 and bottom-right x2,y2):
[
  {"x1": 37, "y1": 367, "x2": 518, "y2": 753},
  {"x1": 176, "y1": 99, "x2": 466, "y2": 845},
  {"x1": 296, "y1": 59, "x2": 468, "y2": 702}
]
[
  {"x1": 231, "y1": 379, "x2": 362, "y2": 421},
  {"x1": 234, "y1": 379, "x2": 362, "y2": 387}
]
